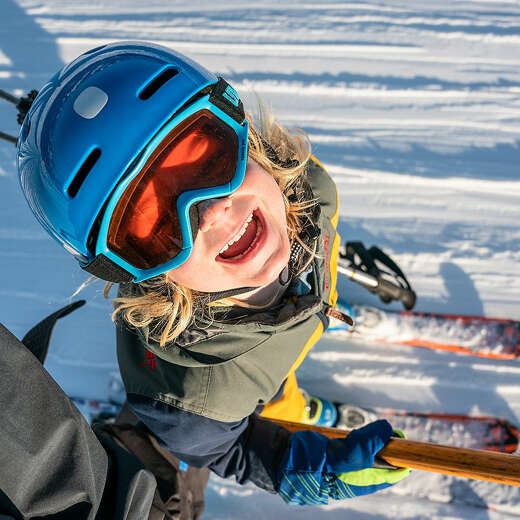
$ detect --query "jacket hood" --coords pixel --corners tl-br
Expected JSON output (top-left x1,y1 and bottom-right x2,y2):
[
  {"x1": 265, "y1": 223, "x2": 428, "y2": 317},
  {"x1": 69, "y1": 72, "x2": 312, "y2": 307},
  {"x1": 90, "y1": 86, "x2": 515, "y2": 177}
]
[{"x1": 119, "y1": 284, "x2": 324, "y2": 368}]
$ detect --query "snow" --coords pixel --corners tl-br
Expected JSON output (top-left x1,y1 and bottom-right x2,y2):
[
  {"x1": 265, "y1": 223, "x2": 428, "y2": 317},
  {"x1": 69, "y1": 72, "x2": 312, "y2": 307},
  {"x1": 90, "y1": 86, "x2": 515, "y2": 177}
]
[{"x1": 1, "y1": 0, "x2": 520, "y2": 517}]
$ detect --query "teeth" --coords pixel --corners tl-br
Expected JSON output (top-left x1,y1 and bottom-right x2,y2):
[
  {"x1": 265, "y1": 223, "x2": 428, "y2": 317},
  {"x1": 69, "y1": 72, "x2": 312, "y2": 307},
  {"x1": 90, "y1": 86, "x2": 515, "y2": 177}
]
[{"x1": 219, "y1": 213, "x2": 254, "y2": 254}]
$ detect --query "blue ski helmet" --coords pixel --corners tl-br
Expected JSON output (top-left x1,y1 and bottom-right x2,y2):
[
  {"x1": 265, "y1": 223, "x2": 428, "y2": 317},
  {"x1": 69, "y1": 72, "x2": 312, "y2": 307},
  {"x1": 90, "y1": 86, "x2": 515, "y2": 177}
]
[{"x1": 17, "y1": 41, "x2": 248, "y2": 283}]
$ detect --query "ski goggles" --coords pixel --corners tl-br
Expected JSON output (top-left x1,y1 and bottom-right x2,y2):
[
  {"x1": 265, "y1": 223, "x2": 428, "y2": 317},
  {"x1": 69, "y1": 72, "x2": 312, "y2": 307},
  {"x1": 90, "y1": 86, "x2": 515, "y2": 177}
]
[{"x1": 83, "y1": 81, "x2": 249, "y2": 283}]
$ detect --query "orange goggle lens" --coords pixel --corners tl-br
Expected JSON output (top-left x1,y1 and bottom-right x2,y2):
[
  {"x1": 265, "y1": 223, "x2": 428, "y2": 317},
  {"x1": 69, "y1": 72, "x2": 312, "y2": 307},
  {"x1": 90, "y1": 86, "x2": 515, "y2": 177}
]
[{"x1": 107, "y1": 110, "x2": 238, "y2": 270}]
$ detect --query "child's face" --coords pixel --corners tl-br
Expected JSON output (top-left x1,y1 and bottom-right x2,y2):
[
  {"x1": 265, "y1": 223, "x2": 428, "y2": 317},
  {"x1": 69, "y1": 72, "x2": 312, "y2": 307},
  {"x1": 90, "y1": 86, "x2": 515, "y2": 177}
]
[{"x1": 167, "y1": 159, "x2": 290, "y2": 292}]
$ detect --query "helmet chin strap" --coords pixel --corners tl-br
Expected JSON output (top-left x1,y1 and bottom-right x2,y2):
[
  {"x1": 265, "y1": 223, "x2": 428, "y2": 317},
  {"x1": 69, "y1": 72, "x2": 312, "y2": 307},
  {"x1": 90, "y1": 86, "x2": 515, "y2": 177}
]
[
  {"x1": 203, "y1": 265, "x2": 291, "y2": 304},
  {"x1": 204, "y1": 285, "x2": 258, "y2": 303}
]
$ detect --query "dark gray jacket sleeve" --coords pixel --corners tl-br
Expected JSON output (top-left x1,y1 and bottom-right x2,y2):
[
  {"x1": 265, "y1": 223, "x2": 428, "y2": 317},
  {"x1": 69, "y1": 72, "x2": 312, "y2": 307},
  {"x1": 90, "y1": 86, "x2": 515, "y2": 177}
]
[
  {"x1": 0, "y1": 323, "x2": 156, "y2": 520},
  {"x1": 127, "y1": 393, "x2": 291, "y2": 493}
]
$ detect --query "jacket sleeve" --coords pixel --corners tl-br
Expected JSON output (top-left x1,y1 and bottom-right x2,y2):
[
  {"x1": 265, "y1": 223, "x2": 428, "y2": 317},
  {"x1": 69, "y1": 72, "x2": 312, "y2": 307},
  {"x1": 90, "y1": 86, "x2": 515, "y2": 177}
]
[
  {"x1": 0, "y1": 321, "x2": 156, "y2": 520},
  {"x1": 127, "y1": 393, "x2": 291, "y2": 493}
]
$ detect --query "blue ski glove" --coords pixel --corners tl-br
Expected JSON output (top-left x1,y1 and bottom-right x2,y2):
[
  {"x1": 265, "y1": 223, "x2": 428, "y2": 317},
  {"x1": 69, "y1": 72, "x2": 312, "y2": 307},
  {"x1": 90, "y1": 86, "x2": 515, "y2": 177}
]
[{"x1": 277, "y1": 419, "x2": 410, "y2": 505}]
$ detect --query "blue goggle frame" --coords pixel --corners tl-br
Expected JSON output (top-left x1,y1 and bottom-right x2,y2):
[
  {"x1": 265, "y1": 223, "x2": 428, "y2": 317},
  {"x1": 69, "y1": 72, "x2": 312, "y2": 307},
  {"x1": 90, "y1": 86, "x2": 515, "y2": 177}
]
[{"x1": 91, "y1": 94, "x2": 249, "y2": 282}]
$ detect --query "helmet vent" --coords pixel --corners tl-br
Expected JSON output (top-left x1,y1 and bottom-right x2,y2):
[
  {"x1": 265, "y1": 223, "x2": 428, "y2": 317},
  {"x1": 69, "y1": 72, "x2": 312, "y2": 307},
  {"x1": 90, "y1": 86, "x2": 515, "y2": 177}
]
[
  {"x1": 68, "y1": 148, "x2": 101, "y2": 198},
  {"x1": 139, "y1": 68, "x2": 178, "y2": 100}
]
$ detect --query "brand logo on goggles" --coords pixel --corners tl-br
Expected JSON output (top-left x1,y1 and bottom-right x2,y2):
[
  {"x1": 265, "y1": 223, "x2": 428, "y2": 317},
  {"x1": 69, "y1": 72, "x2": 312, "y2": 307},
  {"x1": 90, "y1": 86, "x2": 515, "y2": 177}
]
[{"x1": 223, "y1": 85, "x2": 240, "y2": 107}]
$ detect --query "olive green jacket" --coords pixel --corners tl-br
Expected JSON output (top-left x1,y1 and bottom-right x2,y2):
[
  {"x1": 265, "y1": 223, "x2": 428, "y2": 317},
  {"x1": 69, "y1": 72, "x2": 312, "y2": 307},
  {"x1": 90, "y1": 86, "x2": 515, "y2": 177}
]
[{"x1": 116, "y1": 158, "x2": 341, "y2": 422}]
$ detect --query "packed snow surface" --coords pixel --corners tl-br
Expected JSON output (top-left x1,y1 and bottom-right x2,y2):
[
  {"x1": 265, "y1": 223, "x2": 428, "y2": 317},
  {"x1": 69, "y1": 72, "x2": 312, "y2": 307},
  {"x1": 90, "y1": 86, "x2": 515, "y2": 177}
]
[{"x1": 1, "y1": 1, "x2": 519, "y2": 518}]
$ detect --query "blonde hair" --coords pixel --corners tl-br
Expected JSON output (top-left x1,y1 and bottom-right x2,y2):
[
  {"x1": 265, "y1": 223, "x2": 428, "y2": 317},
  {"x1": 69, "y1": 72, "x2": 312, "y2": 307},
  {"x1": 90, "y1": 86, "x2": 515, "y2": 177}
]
[{"x1": 106, "y1": 105, "x2": 315, "y2": 347}]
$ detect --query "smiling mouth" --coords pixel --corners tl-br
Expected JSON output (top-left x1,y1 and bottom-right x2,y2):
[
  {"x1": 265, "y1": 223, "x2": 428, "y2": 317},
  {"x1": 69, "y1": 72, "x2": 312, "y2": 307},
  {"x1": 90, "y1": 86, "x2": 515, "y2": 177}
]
[{"x1": 218, "y1": 211, "x2": 263, "y2": 261}]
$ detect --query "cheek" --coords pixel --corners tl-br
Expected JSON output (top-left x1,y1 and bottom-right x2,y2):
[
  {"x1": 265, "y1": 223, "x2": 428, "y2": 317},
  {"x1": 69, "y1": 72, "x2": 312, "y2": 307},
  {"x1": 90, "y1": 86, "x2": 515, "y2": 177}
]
[
  {"x1": 251, "y1": 170, "x2": 286, "y2": 217},
  {"x1": 257, "y1": 178, "x2": 287, "y2": 240},
  {"x1": 166, "y1": 252, "x2": 204, "y2": 287},
  {"x1": 166, "y1": 265, "x2": 187, "y2": 287},
  {"x1": 269, "y1": 185, "x2": 288, "y2": 229}
]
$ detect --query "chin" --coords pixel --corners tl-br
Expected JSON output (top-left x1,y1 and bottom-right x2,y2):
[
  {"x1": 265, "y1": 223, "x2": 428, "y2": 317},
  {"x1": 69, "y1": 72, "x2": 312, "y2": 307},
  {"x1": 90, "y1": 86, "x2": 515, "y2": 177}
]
[
  {"x1": 252, "y1": 249, "x2": 290, "y2": 286},
  {"x1": 250, "y1": 270, "x2": 281, "y2": 287}
]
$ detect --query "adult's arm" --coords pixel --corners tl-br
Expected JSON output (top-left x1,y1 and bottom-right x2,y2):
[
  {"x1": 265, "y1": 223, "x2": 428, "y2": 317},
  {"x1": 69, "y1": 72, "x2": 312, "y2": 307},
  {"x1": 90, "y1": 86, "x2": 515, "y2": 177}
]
[{"x1": 0, "y1": 322, "x2": 156, "y2": 519}]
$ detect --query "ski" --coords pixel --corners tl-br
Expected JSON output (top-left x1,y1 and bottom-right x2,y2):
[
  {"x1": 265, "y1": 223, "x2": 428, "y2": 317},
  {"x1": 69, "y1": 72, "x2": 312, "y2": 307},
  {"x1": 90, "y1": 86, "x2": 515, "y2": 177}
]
[
  {"x1": 328, "y1": 300, "x2": 520, "y2": 360},
  {"x1": 335, "y1": 404, "x2": 519, "y2": 453}
]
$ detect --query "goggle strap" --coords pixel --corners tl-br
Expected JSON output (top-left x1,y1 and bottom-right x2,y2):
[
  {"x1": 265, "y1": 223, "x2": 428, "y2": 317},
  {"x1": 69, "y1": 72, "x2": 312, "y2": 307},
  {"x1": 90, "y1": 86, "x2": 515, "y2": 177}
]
[
  {"x1": 81, "y1": 253, "x2": 135, "y2": 283},
  {"x1": 209, "y1": 78, "x2": 245, "y2": 124}
]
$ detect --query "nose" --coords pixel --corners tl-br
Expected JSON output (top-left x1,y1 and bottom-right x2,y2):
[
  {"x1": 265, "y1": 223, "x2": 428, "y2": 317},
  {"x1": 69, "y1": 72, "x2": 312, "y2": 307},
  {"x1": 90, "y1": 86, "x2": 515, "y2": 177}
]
[{"x1": 198, "y1": 197, "x2": 233, "y2": 232}]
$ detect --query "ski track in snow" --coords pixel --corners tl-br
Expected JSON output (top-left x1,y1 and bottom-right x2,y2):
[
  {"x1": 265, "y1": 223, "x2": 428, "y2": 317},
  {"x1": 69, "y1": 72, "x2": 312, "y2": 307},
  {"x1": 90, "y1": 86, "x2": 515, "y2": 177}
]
[{"x1": 1, "y1": 1, "x2": 520, "y2": 518}]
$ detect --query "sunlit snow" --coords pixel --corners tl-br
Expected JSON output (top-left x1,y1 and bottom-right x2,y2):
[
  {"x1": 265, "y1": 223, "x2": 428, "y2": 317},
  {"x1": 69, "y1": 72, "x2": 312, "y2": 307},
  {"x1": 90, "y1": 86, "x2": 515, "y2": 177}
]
[{"x1": 1, "y1": 1, "x2": 519, "y2": 518}]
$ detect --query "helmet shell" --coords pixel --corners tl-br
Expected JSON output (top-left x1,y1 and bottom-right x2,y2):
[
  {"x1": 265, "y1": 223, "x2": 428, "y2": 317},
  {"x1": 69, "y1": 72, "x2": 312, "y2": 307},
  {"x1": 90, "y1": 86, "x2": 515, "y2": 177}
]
[{"x1": 17, "y1": 41, "x2": 217, "y2": 262}]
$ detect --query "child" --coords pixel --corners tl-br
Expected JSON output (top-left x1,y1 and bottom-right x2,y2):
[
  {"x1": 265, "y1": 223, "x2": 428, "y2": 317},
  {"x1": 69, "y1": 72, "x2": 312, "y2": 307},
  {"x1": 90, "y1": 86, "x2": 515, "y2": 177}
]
[{"x1": 17, "y1": 41, "x2": 409, "y2": 507}]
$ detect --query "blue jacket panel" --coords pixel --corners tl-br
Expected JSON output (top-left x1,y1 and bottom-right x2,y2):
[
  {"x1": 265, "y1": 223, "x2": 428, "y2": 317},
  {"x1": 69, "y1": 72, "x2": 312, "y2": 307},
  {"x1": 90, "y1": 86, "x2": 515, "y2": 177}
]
[{"x1": 127, "y1": 393, "x2": 290, "y2": 492}]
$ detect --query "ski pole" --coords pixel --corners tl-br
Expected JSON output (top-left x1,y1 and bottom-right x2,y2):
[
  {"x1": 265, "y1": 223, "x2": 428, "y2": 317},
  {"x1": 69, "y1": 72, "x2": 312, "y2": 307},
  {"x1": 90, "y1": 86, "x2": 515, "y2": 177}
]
[
  {"x1": 0, "y1": 88, "x2": 38, "y2": 145},
  {"x1": 0, "y1": 130, "x2": 17, "y2": 145},
  {"x1": 337, "y1": 259, "x2": 417, "y2": 310},
  {"x1": 0, "y1": 88, "x2": 38, "y2": 129},
  {"x1": 0, "y1": 88, "x2": 21, "y2": 145},
  {"x1": 270, "y1": 418, "x2": 520, "y2": 487},
  {"x1": 0, "y1": 89, "x2": 20, "y2": 105}
]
